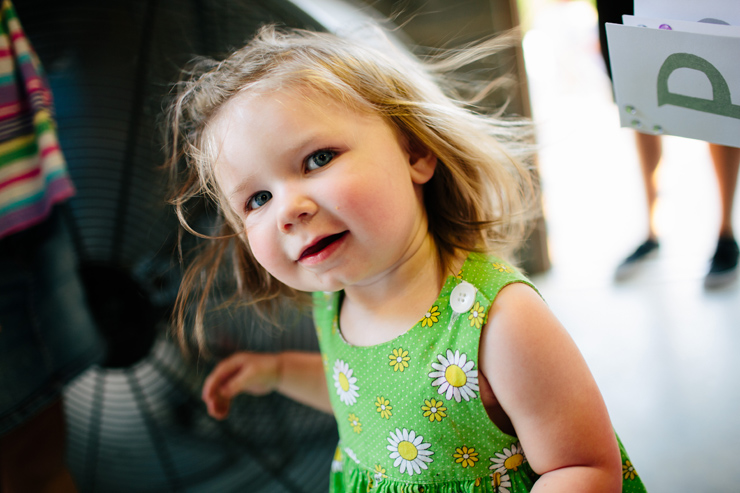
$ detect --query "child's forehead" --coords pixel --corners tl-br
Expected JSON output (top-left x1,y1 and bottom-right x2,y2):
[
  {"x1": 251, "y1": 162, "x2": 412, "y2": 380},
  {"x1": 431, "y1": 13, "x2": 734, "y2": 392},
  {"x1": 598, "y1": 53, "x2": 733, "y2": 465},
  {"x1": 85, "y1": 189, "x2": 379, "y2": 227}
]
[
  {"x1": 223, "y1": 85, "x2": 352, "y2": 117},
  {"x1": 212, "y1": 85, "x2": 391, "y2": 141},
  {"x1": 209, "y1": 85, "x2": 402, "y2": 166}
]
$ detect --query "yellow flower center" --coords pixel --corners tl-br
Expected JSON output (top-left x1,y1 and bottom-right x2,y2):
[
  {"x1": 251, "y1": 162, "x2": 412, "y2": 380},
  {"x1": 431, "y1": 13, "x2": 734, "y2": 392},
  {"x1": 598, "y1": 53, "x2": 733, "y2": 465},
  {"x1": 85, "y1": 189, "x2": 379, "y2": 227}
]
[
  {"x1": 338, "y1": 372, "x2": 350, "y2": 392},
  {"x1": 398, "y1": 441, "x2": 418, "y2": 461},
  {"x1": 445, "y1": 364, "x2": 467, "y2": 387},
  {"x1": 492, "y1": 472, "x2": 502, "y2": 487},
  {"x1": 504, "y1": 453, "x2": 524, "y2": 471}
]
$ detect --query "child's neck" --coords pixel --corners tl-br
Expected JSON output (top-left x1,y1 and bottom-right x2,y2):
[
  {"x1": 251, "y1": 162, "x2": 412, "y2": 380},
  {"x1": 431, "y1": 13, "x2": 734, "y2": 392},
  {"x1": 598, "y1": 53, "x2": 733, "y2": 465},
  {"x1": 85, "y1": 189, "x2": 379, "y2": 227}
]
[{"x1": 338, "y1": 236, "x2": 463, "y2": 347}]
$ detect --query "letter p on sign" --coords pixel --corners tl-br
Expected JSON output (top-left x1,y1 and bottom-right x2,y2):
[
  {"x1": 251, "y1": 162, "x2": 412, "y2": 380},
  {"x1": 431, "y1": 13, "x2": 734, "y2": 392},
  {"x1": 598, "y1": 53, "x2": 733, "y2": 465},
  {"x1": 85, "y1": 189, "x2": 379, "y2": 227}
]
[{"x1": 607, "y1": 23, "x2": 740, "y2": 147}]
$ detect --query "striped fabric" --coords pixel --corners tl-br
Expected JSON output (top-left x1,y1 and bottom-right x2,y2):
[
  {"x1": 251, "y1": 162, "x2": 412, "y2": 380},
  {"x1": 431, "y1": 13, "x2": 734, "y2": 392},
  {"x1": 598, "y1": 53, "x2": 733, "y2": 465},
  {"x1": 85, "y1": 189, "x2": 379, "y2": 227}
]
[{"x1": 0, "y1": 0, "x2": 74, "y2": 239}]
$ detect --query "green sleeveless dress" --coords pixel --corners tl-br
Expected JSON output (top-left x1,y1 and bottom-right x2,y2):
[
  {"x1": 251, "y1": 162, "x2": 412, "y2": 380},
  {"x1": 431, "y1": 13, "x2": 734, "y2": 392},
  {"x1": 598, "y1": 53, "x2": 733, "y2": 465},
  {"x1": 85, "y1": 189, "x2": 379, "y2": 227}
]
[{"x1": 313, "y1": 252, "x2": 647, "y2": 493}]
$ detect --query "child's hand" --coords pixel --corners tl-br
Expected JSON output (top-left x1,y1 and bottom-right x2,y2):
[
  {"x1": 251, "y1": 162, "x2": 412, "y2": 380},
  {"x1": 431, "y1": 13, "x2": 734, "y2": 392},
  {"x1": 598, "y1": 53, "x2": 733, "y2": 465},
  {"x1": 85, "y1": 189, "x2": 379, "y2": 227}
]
[{"x1": 201, "y1": 352, "x2": 281, "y2": 419}]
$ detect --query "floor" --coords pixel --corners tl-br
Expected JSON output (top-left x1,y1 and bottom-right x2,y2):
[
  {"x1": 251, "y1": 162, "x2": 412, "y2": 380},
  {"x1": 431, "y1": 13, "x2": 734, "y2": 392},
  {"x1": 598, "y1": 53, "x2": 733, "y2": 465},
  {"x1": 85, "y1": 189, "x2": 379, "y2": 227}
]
[{"x1": 522, "y1": 3, "x2": 740, "y2": 492}]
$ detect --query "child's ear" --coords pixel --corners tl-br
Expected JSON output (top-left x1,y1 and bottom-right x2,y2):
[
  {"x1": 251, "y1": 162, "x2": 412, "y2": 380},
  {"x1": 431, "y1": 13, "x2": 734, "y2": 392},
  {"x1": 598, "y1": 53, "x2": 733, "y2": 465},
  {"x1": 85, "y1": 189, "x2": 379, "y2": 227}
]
[{"x1": 408, "y1": 145, "x2": 437, "y2": 185}]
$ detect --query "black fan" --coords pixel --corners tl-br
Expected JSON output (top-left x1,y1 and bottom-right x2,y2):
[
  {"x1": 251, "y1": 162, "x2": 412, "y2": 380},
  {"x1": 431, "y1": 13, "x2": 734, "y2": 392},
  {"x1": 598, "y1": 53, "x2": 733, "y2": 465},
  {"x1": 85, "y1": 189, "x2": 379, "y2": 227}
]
[{"x1": 16, "y1": 1, "x2": 343, "y2": 491}]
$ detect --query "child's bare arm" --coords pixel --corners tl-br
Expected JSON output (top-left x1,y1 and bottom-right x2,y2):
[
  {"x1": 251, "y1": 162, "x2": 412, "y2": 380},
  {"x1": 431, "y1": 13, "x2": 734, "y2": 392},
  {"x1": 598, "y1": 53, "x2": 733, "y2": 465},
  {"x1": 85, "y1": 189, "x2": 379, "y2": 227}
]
[
  {"x1": 202, "y1": 351, "x2": 332, "y2": 419},
  {"x1": 276, "y1": 351, "x2": 332, "y2": 413},
  {"x1": 480, "y1": 283, "x2": 622, "y2": 493}
]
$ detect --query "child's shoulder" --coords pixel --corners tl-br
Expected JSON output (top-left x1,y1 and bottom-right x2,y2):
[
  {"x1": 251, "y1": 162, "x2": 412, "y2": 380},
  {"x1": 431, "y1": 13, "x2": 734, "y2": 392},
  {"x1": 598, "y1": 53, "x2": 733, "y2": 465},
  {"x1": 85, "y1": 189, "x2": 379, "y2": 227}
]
[{"x1": 459, "y1": 251, "x2": 537, "y2": 302}]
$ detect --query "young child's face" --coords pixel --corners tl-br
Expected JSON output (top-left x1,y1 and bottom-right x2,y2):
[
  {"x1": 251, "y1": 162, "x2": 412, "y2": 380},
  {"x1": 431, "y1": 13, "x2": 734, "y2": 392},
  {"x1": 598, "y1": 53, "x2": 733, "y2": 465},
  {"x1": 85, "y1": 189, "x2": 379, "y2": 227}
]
[{"x1": 211, "y1": 87, "x2": 436, "y2": 293}]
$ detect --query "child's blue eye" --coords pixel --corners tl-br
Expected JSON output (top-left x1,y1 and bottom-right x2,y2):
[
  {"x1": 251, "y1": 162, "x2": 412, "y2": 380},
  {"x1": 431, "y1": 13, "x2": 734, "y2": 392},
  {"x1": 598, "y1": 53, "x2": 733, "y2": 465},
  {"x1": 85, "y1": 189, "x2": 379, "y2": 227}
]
[
  {"x1": 306, "y1": 150, "x2": 335, "y2": 171},
  {"x1": 247, "y1": 191, "x2": 272, "y2": 210}
]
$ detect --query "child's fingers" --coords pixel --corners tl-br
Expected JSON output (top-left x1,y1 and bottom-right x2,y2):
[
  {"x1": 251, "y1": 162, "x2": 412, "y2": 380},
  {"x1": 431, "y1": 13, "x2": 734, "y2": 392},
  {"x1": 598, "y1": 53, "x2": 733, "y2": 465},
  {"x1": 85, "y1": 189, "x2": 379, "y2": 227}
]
[
  {"x1": 207, "y1": 392, "x2": 231, "y2": 419},
  {"x1": 201, "y1": 352, "x2": 278, "y2": 419},
  {"x1": 202, "y1": 353, "x2": 252, "y2": 418},
  {"x1": 202, "y1": 353, "x2": 249, "y2": 401},
  {"x1": 203, "y1": 377, "x2": 236, "y2": 419}
]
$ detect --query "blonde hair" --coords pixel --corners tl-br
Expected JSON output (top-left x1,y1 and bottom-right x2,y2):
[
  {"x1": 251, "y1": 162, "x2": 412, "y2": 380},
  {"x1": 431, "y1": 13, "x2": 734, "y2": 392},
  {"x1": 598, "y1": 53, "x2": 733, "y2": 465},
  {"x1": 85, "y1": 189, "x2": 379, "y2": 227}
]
[{"x1": 165, "y1": 25, "x2": 537, "y2": 353}]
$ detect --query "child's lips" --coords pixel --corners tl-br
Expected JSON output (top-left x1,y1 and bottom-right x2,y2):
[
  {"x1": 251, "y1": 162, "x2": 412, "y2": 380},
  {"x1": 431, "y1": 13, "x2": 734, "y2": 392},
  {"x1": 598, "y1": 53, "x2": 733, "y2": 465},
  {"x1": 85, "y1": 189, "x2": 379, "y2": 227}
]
[{"x1": 298, "y1": 231, "x2": 348, "y2": 263}]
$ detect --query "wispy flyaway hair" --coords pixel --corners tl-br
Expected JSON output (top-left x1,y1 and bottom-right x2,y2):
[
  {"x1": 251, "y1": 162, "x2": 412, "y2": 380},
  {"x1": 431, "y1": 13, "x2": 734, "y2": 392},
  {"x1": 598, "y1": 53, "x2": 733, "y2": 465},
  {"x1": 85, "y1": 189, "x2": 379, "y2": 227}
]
[{"x1": 164, "y1": 25, "x2": 538, "y2": 354}]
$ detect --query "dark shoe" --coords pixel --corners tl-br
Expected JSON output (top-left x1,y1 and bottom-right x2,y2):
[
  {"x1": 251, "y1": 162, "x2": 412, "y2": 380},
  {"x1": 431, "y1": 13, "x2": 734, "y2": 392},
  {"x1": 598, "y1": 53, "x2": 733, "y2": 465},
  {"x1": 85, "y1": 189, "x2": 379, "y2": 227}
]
[
  {"x1": 704, "y1": 236, "x2": 739, "y2": 289},
  {"x1": 615, "y1": 239, "x2": 659, "y2": 280}
]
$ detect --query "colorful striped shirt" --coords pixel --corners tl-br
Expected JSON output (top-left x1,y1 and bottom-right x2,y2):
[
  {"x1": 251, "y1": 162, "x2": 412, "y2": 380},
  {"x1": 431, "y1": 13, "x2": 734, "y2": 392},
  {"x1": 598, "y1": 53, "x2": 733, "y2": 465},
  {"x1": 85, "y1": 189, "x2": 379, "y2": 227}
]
[{"x1": 0, "y1": 0, "x2": 74, "y2": 239}]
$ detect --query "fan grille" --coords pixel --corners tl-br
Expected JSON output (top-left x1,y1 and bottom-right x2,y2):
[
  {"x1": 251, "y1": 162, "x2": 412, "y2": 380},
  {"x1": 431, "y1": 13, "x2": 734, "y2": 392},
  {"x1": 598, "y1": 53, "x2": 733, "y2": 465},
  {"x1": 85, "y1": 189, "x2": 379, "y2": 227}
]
[{"x1": 16, "y1": 1, "x2": 338, "y2": 491}]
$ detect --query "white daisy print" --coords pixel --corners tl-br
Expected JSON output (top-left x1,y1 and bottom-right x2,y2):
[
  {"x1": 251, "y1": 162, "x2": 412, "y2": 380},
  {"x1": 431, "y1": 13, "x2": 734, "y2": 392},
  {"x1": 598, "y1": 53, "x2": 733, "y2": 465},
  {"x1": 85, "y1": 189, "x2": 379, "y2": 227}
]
[
  {"x1": 491, "y1": 470, "x2": 512, "y2": 493},
  {"x1": 373, "y1": 465, "x2": 387, "y2": 486},
  {"x1": 331, "y1": 447, "x2": 343, "y2": 472},
  {"x1": 344, "y1": 447, "x2": 360, "y2": 464},
  {"x1": 489, "y1": 442, "x2": 527, "y2": 475},
  {"x1": 429, "y1": 349, "x2": 479, "y2": 402},
  {"x1": 333, "y1": 359, "x2": 359, "y2": 406},
  {"x1": 386, "y1": 428, "x2": 434, "y2": 476}
]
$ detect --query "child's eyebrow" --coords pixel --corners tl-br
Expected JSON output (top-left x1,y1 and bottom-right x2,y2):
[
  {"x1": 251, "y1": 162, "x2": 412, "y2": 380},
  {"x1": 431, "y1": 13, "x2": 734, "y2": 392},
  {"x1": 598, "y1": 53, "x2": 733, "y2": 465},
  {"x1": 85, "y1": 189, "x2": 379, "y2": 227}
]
[{"x1": 226, "y1": 173, "x2": 257, "y2": 203}]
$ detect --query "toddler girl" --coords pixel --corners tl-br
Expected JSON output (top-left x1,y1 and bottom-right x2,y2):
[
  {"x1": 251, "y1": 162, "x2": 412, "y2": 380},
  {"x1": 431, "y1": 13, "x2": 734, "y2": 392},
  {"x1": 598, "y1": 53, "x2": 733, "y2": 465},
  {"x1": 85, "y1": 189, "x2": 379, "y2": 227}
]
[{"x1": 166, "y1": 25, "x2": 647, "y2": 493}]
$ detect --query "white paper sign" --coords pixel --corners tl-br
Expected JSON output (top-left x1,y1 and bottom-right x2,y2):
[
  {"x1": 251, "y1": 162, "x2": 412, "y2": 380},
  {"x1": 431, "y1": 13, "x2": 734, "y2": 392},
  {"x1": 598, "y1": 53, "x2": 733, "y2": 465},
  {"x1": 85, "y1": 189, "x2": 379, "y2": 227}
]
[
  {"x1": 634, "y1": 0, "x2": 740, "y2": 25},
  {"x1": 606, "y1": 23, "x2": 740, "y2": 147},
  {"x1": 623, "y1": 15, "x2": 740, "y2": 36}
]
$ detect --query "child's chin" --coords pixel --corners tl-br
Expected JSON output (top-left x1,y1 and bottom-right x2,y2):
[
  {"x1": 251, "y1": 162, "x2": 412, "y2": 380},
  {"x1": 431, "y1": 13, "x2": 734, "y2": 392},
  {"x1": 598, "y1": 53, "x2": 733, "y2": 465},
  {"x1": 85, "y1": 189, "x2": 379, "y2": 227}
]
[
  {"x1": 297, "y1": 281, "x2": 343, "y2": 294},
  {"x1": 279, "y1": 274, "x2": 342, "y2": 294}
]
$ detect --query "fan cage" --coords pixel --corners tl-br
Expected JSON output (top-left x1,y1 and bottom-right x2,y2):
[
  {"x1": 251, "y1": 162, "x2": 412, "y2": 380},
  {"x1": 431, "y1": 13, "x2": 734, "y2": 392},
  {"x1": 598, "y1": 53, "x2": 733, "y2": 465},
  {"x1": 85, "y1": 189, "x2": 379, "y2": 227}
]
[{"x1": 16, "y1": 1, "x2": 340, "y2": 491}]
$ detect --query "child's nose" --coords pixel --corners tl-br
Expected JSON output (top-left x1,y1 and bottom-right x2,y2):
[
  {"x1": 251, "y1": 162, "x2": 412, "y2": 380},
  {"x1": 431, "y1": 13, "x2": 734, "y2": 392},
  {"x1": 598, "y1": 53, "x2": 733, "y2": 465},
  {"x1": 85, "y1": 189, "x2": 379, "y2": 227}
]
[{"x1": 278, "y1": 190, "x2": 317, "y2": 233}]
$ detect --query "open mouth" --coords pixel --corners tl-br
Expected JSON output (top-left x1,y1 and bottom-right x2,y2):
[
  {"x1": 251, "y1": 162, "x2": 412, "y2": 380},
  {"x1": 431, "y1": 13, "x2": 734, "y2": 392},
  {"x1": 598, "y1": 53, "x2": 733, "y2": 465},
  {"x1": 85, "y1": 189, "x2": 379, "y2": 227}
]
[{"x1": 299, "y1": 232, "x2": 348, "y2": 260}]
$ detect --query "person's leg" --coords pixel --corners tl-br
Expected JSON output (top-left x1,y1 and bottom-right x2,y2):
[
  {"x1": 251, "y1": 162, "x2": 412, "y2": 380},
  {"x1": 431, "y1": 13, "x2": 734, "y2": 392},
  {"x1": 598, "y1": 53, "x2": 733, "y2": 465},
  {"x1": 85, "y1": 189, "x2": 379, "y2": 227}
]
[
  {"x1": 708, "y1": 144, "x2": 740, "y2": 238},
  {"x1": 0, "y1": 399, "x2": 77, "y2": 493},
  {"x1": 635, "y1": 131, "x2": 662, "y2": 240},
  {"x1": 705, "y1": 144, "x2": 740, "y2": 288},
  {"x1": 615, "y1": 132, "x2": 663, "y2": 279}
]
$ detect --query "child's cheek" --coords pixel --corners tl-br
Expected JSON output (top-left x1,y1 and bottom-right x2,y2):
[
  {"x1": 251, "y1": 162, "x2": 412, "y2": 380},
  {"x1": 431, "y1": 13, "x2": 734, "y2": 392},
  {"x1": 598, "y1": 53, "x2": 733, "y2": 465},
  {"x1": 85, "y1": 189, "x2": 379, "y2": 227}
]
[
  {"x1": 331, "y1": 175, "x2": 377, "y2": 216},
  {"x1": 245, "y1": 226, "x2": 279, "y2": 273}
]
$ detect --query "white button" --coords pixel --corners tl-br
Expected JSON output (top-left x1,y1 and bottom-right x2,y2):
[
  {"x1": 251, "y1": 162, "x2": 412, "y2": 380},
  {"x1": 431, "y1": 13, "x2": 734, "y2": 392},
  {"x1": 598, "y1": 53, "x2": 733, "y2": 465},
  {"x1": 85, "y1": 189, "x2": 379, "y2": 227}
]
[{"x1": 450, "y1": 281, "x2": 477, "y2": 313}]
